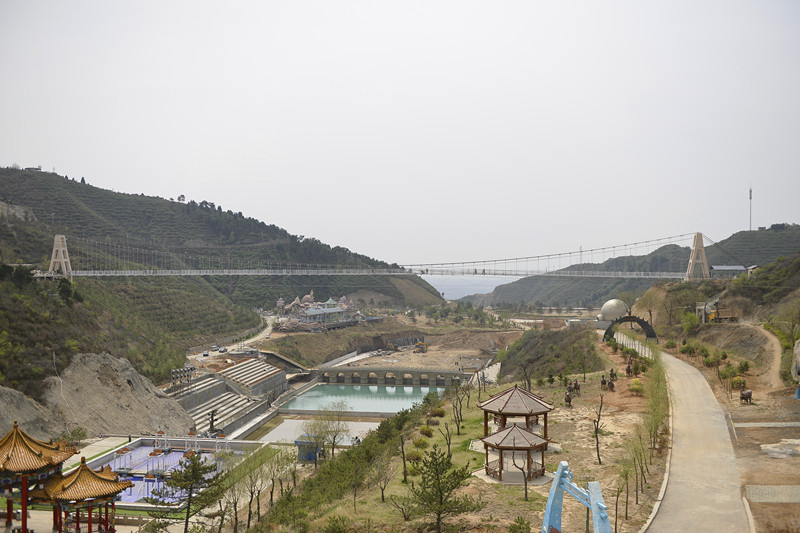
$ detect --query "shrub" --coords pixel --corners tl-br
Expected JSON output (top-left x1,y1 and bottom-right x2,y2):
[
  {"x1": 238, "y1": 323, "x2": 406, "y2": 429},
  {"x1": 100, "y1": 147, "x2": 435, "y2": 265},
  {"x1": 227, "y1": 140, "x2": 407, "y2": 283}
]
[
  {"x1": 406, "y1": 450, "x2": 422, "y2": 463},
  {"x1": 412, "y1": 437, "x2": 429, "y2": 450},
  {"x1": 509, "y1": 516, "x2": 532, "y2": 533},
  {"x1": 628, "y1": 379, "x2": 644, "y2": 396},
  {"x1": 419, "y1": 426, "x2": 433, "y2": 438},
  {"x1": 430, "y1": 407, "x2": 446, "y2": 418},
  {"x1": 682, "y1": 311, "x2": 701, "y2": 334},
  {"x1": 428, "y1": 418, "x2": 440, "y2": 426},
  {"x1": 719, "y1": 365, "x2": 738, "y2": 381},
  {"x1": 665, "y1": 340, "x2": 676, "y2": 349},
  {"x1": 731, "y1": 376, "x2": 746, "y2": 390},
  {"x1": 738, "y1": 360, "x2": 750, "y2": 374},
  {"x1": 323, "y1": 516, "x2": 350, "y2": 533}
]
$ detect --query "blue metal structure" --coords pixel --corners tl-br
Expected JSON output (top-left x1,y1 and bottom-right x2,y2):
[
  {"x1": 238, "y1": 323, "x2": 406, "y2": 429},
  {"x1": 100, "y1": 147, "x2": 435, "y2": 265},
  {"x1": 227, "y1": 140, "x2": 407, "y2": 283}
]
[{"x1": 541, "y1": 461, "x2": 612, "y2": 533}]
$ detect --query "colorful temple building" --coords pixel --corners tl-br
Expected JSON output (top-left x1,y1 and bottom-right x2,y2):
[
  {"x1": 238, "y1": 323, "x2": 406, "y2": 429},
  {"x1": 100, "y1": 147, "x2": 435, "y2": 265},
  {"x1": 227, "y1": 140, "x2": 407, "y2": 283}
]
[{"x1": 1, "y1": 421, "x2": 131, "y2": 533}]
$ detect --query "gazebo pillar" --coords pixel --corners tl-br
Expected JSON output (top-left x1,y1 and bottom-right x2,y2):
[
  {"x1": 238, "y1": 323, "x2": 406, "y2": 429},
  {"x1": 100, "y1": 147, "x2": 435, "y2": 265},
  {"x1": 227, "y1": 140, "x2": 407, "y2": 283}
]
[
  {"x1": 88, "y1": 504, "x2": 92, "y2": 533},
  {"x1": 541, "y1": 447, "x2": 545, "y2": 475},
  {"x1": 498, "y1": 450, "x2": 503, "y2": 481},
  {"x1": 111, "y1": 501, "x2": 116, "y2": 533},
  {"x1": 21, "y1": 475, "x2": 28, "y2": 533},
  {"x1": 5, "y1": 483, "x2": 12, "y2": 526},
  {"x1": 483, "y1": 412, "x2": 489, "y2": 437},
  {"x1": 105, "y1": 502, "x2": 109, "y2": 530},
  {"x1": 543, "y1": 412, "x2": 548, "y2": 439},
  {"x1": 53, "y1": 504, "x2": 59, "y2": 529},
  {"x1": 76, "y1": 509, "x2": 80, "y2": 533}
]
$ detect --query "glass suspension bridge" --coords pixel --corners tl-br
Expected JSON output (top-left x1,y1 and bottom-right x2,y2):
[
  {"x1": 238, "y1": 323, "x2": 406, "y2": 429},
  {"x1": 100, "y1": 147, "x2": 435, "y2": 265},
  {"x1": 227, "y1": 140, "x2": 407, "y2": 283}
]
[{"x1": 39, "y1": 232, "x2": 704, "y2": 280}]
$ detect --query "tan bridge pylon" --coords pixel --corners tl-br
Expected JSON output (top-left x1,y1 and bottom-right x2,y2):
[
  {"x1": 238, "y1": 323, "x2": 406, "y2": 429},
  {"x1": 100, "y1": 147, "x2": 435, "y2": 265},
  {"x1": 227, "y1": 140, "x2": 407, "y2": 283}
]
[
  {"x1": 684, "y1": 232, "x2": 710, "y2": 280},
  {"x1": 47, "y1": 234, "x2": 73, "y2": 280}
]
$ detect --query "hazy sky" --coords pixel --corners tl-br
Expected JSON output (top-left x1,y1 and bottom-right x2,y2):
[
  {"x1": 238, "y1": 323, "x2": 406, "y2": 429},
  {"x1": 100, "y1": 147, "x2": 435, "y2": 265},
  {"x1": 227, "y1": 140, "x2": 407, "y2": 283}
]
[{"x1": 2, "y1": 2, "x2": 799, "y2": 270}]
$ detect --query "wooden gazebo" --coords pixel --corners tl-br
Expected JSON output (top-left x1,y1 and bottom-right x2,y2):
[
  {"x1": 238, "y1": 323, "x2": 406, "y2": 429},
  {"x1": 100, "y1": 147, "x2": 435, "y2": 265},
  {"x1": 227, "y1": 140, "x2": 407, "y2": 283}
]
[
  {"x1": 0, "y1": 421, "x2": 75, "y2": 533},
  {"x1": 477, "y1": 384, "x2": 554, "y2": 438},
  {"x1": 481, "y1": 423, "x2": 548, "y2": 481},
  {"x1": 29, "y1": 457, "x2": 133, "y2": 533}
]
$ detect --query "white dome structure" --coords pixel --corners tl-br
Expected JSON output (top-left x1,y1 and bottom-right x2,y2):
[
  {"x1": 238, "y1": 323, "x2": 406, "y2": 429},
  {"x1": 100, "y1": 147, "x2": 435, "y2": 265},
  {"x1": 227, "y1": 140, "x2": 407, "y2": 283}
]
[{"x1": 597, "y1": 299, "x2": 629, "y2": 321}]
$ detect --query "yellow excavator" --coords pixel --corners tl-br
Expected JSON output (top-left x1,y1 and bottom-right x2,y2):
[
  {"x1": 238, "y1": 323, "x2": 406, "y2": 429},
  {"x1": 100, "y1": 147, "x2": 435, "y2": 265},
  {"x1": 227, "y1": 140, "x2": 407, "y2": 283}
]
[{"x1": 413, "y1": 342, "x2": 428, "y2": 353}]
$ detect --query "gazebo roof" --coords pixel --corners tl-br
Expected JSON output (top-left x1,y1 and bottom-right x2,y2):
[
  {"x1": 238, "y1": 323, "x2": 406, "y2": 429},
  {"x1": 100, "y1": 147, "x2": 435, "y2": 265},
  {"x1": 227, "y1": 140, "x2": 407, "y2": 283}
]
[
  {"x1": 0, "y1": 421, "x2": 75, "y2": 476},
  {"x1": 478, "y1": 384, "x2": 554, "y2": 416},
  {"x1": 29, "y1": 457, "x2": 133, "y2": 503},
  {"x1": 481, "y1": 423, "x2": 548, "y2": 450}
]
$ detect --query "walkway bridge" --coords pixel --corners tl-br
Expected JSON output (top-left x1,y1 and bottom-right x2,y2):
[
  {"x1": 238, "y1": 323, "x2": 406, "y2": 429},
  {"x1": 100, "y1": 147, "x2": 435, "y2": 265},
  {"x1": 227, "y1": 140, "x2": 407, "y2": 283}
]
[
  {"x1": 317, "y1": 366, "x2": 471, "y2": 387},
  {"x1": 39, "y1": 231, "x2": 718, "y2": 280}
]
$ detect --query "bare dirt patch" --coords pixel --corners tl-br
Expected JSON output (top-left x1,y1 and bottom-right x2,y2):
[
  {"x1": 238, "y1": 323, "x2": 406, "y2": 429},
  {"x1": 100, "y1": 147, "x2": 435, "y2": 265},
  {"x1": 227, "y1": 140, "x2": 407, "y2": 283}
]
[{"x1": 343, "y1": 330, "x2": 524, "y2": 372}]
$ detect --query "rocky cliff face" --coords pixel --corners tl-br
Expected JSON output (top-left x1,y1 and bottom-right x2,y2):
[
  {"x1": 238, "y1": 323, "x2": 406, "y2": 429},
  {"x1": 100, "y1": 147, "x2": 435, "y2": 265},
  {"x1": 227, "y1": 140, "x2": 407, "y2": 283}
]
[{"x1": 0, "y1": 352, "x2": 193, "y2": 441}]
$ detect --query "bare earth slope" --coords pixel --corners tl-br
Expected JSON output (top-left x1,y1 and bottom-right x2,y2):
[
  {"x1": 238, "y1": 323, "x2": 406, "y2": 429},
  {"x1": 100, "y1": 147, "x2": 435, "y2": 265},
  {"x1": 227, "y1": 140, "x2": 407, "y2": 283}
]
[{"x1": 1, "y1": 352, "x2": 193, "y2": 441}]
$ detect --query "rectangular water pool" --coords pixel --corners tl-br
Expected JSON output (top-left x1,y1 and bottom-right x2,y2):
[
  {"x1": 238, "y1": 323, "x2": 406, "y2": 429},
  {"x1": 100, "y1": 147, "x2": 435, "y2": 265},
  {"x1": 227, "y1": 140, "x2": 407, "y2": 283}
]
[{"x1": 280, "y1": 384, "x2": 444, "y2": 414}]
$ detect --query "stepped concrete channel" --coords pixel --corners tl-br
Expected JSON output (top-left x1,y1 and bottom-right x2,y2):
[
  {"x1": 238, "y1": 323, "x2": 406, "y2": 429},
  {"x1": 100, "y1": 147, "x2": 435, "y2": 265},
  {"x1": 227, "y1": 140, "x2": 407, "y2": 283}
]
[{"x1": 168, "y1": 358, "x2": 288, "y2": 435}]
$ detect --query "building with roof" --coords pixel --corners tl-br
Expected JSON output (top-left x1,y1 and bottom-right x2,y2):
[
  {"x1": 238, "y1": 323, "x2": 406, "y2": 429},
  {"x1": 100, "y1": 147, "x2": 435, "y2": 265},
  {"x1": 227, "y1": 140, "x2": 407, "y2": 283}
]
[
  {"x1": 0, "y1": 422, "x2": 131, "y2": 533},
  {"x1": 480, "y1": 424, "x2": 549, "y2": 481},
  {"x1": 477, "y1": 385, "x2": 555, "y2": 482},
  {"x1": 477, "y1": 384, "x2": 555, "y2": 439},
  {"x1": 1, "y1": 421, "x2": 75, "y2": 533},
  {"x1": 301, "y1": 306, "x2": 347, "y2": 324},
  {"x1": 29, "y1": 457, "x2": 132, "y2": 533}
]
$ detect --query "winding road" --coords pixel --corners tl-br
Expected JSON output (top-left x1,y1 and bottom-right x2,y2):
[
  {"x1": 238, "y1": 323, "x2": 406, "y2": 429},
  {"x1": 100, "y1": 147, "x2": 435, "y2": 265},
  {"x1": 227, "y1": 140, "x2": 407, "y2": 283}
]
[{"x1": 647, "y1": 352, "x2": 750, "y2": 532}]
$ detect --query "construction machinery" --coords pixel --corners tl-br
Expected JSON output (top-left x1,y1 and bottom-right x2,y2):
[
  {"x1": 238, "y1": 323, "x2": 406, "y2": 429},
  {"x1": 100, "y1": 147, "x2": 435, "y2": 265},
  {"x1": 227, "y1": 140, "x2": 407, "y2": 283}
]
[
  {"x1": 386, "y1": 343, "x2": 398, "y2": 351},
  {"x1": 413, "y1": 342, "x2": 428, "y2": 353},
  {"x1": 709, "y1": 308, "x2": 737, "y2": 322}
]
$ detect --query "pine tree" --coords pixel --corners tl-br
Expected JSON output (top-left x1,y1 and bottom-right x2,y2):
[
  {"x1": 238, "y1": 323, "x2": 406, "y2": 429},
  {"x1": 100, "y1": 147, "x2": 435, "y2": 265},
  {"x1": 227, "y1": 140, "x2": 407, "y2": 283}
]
[
  {"x1": 148, "y1": 452, "x2": 225, "y2": 533},
  {"x1": 411, "y1": 444, "x2": 484, "y2": 533}
]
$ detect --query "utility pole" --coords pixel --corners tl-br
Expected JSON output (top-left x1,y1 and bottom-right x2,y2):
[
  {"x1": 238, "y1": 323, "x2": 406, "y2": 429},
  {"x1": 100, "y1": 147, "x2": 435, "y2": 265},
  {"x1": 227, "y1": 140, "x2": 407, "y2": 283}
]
[{"x1": 749, "y1": 187, "x2": 752, "y2": 230}]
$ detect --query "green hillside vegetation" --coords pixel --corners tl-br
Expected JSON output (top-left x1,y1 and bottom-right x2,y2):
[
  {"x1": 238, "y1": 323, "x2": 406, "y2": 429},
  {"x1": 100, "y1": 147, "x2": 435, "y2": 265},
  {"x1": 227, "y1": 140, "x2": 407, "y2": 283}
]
[
  {"x1": 727, "y1": 251, "x2": 800, "y2": 306},
  {"x1": 497, "y1": 328, "x2": 605, "y2": 384},
  {"x1": 0, "y1": 168, "x2": 442, "y2": 309},
  {"x1": 0, "y1": 268, "x2": 259, "y2": 398},
  {"x1": 468, "y1": 225, "x2": 800, "y2": 308}
]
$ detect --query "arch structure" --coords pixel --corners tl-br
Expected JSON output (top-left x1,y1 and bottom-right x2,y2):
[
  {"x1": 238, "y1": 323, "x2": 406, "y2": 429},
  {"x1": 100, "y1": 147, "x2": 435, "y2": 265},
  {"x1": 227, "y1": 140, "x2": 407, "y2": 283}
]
[
  {"x1": 318, "y1": 367, "x2": 468, "y2": 387},
  {"x1": 602, "y1": 315, "x2": 658, "y2": 344}
]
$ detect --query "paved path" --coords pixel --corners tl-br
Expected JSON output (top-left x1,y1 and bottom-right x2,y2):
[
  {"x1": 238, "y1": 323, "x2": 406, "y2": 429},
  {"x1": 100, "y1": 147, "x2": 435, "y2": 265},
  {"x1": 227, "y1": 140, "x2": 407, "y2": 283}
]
[{"x1": 647, "y1": 352, "x2": 749, "y2": 532}]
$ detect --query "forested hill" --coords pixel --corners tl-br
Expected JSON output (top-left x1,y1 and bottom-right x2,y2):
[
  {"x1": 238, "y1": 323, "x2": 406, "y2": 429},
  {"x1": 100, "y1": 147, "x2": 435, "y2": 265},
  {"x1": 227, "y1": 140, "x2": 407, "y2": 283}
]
[
  {"x1": 0, "y1": 168, "x2": 442, "y2": 307},
  {"x1": 463, "y1": 225, "x2": 800, "y2": 308}
]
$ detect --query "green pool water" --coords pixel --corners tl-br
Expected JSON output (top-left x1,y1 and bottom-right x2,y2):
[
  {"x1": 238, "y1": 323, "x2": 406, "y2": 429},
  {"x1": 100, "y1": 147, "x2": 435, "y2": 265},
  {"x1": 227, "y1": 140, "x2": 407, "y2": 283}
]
[{"x1": 281, "y1": 384, "x2": 444, "y2": 413}]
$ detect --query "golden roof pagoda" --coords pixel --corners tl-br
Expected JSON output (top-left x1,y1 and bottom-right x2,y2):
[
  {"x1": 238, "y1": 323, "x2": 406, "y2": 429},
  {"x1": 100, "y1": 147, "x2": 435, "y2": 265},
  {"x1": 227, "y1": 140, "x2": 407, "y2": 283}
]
[
  {"x1": 0, "y1": 421, "x2": 75, "y2": 478},
  {"x1": 29, "y1": 457, "x2": 133, "y2": 503}
]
